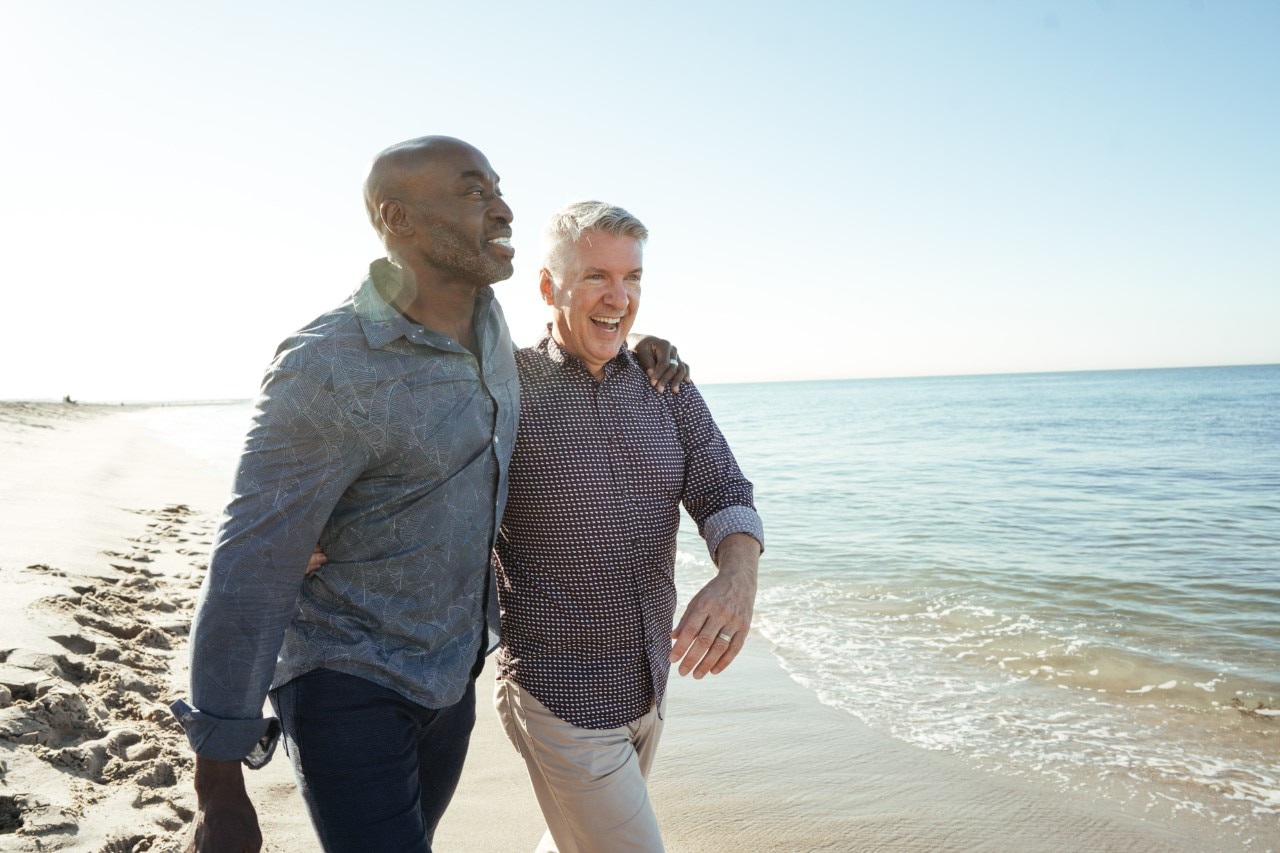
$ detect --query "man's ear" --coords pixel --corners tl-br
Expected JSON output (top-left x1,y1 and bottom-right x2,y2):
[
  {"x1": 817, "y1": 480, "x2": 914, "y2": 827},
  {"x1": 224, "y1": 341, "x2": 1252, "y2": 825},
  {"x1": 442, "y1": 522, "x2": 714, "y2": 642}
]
[
  {"x1": 539, "y1": 269, "x2": 556, "y2": 305},
  {"x1": 379, "y1": 200, "x2": 412, "y2": 237}
]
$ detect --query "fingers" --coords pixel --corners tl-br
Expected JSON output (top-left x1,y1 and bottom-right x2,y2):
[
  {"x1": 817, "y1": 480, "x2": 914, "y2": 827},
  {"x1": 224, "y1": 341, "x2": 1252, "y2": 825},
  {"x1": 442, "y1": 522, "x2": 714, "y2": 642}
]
[
  {"x1": 708, "y1": 628, "x2": 742, "y2": 675},
  {"x1": 646, "y1": 362, "x2": 677, "y2": 391},
  {"x1": 670, "y1": 354, "x2": 690, "y2": 393},
  {"x1": 305, "y1": 546, "x2": 327, "y2": 575},
  {"x1": 669, "y1": 616, "x2": 746, "y2": 679},
  {"x1": 670, "y1": 573, "x2": 753, "y2": 678},
  {"x1": 629, "y1": 336, "x2": 688, "y2": 393},
  {"x1": 646, "y1": 347, "x2": 689, "y2": 394}
]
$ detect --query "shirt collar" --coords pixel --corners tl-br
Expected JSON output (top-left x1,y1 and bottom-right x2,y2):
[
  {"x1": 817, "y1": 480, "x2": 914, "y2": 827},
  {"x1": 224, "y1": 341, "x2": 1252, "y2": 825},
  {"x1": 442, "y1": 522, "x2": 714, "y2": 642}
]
[{"x1": 538, "y1": 325, "x2": 635, "y2": 380}]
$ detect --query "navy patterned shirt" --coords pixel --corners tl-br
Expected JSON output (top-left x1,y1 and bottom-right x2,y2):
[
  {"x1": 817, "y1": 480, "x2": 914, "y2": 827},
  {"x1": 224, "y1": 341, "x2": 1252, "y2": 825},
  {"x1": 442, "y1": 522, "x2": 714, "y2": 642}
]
[
  {"x1": 174, "y1": 259, "x2": 518, "y2": 764},
  {"x1": 495, "y1": 333, "x2": 763, "y2": 729}
]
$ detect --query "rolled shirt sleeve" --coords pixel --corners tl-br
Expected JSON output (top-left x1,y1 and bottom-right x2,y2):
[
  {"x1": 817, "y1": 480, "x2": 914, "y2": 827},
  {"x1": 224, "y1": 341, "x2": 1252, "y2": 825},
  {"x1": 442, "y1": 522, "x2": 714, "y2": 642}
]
[
  {"x1": 701, "y1": 505, "x2": 765, "y2": 562},
  {"x1": 174, "y1": 366, "x2": 368, "y2": 762}
]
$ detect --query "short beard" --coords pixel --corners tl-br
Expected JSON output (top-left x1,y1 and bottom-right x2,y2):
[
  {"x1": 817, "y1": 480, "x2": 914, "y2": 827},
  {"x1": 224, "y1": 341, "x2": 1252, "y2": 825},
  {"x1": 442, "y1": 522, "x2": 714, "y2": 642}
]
[{"x1": 421, "y1": 219, "x2": 514, "y2": 286}]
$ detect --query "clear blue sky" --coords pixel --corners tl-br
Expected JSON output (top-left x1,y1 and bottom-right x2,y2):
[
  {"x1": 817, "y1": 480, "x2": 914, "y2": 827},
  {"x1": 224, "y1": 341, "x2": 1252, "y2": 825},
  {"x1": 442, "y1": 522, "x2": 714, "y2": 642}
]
[{"x1": 2, "y1": 1, "x2": 1276, "y2": 401}]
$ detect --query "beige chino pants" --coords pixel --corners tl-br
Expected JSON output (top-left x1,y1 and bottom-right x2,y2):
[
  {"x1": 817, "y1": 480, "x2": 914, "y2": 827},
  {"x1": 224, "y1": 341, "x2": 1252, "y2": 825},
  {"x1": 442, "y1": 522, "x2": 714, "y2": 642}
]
[{"x1": 494, "y1": 678, "x2": 666, "y2": 853}]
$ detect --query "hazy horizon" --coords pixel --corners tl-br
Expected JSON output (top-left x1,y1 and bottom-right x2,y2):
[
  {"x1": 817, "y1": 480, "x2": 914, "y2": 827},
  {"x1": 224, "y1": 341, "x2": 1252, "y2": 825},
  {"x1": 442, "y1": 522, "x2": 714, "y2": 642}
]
[{"x1": 10, "y1": 360, "x2": 1275, "y2": 408}]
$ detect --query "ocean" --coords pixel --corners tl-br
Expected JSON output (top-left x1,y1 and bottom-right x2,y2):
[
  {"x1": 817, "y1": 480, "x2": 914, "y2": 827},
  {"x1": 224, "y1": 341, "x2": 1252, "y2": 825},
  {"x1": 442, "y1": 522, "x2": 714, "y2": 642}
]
[{"x1": 130, "y1": 363, "x2": 1280, "y2": 842}]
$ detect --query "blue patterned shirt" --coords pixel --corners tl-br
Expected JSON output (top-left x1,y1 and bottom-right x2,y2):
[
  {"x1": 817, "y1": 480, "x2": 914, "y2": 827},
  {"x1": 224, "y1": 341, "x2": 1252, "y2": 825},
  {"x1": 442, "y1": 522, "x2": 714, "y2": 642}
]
[
  {"x1": 174, "y1": 259, "x2": 518, "y2": 764},
  {"x1": 495, "y1": 334, "x2": 763, "y2": 729}
]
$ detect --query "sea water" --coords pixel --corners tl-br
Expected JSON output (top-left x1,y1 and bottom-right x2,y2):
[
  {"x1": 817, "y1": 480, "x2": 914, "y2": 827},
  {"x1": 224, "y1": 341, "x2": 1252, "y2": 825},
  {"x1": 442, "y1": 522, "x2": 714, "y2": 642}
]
[
  {"x1": 130, "y1": 364, "x2": 1280, "y2": 840},
  {"x1": 683, "y1": 364, "x2": 1279, "y2": 841}
]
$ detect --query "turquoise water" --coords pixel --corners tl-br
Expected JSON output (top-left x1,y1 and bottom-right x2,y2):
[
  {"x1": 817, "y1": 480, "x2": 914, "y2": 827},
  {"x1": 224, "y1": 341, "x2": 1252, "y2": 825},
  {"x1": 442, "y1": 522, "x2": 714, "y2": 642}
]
[
  {"x1": 680, "y1": 364, "x2": 1279, "y2": 841},
  {"x1": 132, "y1": 364, "x2": 1280, "y2": 841}
]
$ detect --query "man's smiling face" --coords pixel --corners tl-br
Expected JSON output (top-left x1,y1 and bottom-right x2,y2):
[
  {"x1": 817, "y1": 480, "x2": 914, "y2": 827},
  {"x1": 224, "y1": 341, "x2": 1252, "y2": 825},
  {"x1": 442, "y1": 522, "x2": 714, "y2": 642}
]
[
  {"x1": 541, "y1": 230, "x2": 643, "y2": 379},
  {"x1": 401, "y1": 141, "x2": 515, "y2": 287}
]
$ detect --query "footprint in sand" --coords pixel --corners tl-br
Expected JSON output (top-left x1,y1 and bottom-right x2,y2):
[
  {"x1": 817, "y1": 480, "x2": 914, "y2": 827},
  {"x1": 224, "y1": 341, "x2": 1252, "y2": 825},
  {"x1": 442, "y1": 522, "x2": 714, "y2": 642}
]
[{"x1": 0, "y1": 505, "x2": 213, "y2": 849}]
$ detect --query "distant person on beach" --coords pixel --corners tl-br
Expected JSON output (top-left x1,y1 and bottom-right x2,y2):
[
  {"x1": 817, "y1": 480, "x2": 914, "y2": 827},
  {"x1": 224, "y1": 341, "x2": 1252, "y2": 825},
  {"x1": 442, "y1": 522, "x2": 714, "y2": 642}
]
[
  {"x1": 170, "y1": 137, "x2": 685, "y2": 853},
  {"x1": 492, "y1": 201, "x2": 763, "y2": 852}
]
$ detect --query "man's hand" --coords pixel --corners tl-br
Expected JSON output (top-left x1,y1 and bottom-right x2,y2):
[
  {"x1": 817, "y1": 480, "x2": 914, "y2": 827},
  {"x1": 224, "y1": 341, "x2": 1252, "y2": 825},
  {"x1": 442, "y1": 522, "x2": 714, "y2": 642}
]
[
  {"x1": 306, "y1": 546, "x2": 327, "y2": 575},
  {"x1": 627, "y1": 333, "x2": 690, "y2": 393},
  {"x1": 185, "y1": 756, "x2": 263, "y2": 853},
  {"x1": 669, "y1": 533, "x2": 761, "y2": 679}
]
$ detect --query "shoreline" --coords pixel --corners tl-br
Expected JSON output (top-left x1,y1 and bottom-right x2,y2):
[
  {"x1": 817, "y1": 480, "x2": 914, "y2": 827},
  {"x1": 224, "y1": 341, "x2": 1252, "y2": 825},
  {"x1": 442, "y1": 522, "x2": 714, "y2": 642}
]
[{"x1": 0, "y1": 402, "x2": 1260, "y2": 851}]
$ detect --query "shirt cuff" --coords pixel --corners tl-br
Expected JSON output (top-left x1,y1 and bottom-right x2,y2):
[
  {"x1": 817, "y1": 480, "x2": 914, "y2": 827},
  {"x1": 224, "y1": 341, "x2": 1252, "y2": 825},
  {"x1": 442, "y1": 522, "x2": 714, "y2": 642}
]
[
  {"x1": 703, "y1": 506, "x2": 764, "y2": 562},
  {"x1": 170, "y1": 699, "x2": 282, "y2": 769}
]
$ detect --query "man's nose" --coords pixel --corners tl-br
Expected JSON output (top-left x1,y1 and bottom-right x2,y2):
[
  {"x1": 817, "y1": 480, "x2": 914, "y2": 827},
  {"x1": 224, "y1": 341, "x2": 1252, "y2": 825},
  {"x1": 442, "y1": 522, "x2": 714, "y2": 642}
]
[
  {"x1": 603, "y1": 278, "x2": 629, "y2": 306},
  {"x1": 489, "y1": 195, "x2": 514, "y2": 223}
]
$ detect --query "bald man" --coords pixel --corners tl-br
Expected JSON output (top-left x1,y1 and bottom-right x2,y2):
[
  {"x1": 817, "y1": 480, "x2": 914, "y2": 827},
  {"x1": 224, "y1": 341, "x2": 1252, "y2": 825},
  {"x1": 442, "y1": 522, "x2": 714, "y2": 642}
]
[{"x1": 172, "y1": 137, "x2": 684, "y2": 852}]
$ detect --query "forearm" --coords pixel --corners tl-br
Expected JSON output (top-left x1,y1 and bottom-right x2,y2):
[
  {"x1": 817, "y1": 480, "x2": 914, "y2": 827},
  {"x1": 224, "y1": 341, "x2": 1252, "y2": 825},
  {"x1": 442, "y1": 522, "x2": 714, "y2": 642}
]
[
  {"x1": 183, "y1": 497, "x2": 340, "y2": 759},
  {"x1": 183, "y1": 367, "x2": 361, "y2": 757},
  {"x1": 711, "y1": 532, "x2": 761, "y2": 608},
  {"x1": 715, "y1": 531, "x2": 762, "y2": 579},
  {"x1": 186, "y1": 560, "x2": 301, "y2": 738},
  {"x1": 189, "y1": 502, "x2": 332, "y2": 726},
  {"x1": 673, "y1": 387, "x2": 760, "y2": 549}
]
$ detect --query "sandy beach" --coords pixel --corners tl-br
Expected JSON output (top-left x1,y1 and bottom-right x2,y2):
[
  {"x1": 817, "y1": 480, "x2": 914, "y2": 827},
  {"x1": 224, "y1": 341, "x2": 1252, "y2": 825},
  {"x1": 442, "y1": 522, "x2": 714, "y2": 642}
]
[{"x1": 0, "y1": 401, "x2": 1253, "y2": 852}]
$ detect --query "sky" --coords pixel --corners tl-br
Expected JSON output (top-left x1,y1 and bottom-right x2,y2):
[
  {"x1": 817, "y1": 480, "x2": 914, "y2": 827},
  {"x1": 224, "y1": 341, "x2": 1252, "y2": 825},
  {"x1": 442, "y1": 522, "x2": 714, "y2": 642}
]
[{"x1": 1, "y1": 1, "x2": 1276, "y2": 402}]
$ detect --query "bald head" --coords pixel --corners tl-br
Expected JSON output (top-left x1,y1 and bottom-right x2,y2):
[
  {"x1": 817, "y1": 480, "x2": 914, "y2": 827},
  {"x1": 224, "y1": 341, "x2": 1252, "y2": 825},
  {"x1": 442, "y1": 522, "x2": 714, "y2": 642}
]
[{"x1": 363, "y1": 135, "x2": 484, "y2": 243}]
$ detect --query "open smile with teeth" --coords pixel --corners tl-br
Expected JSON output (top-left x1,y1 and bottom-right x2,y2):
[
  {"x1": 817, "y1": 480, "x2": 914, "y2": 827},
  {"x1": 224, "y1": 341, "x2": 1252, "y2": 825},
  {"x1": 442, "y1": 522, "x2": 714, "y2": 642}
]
[
  {"x1": 488, "y1": 236, "x2": 512, "y2": 247},
  {"x1": 591, "y1": 316, "x2": 622, "y2": 332}
]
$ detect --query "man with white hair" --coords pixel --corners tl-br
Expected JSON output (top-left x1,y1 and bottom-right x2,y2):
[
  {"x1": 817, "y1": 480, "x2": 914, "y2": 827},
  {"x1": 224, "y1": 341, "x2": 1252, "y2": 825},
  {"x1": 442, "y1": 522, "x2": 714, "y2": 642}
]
[{"x1": 494, "y1": 201, "x2": 763, "y2": 852}]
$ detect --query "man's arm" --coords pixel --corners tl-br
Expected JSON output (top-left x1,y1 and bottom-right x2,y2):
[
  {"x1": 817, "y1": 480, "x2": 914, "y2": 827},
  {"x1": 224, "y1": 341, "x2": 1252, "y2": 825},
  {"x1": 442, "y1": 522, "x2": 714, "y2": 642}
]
[
  {"x1": 669, "y1": 532, "x2": 761, "y2": 678},
  {"x1": 663, "y1": 383, "x2": 764, "y2": 678},
  {"x1": 178, "y1": 366, "x2": 367, "y2": 851}
]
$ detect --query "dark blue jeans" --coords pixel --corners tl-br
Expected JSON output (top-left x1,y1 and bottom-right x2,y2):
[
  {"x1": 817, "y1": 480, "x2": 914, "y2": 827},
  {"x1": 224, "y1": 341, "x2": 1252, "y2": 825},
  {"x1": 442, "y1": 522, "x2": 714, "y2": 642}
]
[{"x1": 270, "y1": 668, "x2": 476, "y2": 853}]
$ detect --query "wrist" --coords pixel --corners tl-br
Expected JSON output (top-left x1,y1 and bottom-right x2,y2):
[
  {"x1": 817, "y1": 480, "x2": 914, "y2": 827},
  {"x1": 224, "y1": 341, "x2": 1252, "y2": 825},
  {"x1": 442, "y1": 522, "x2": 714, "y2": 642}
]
[
  {"x1": 715, "y1": 533, "x2": 762, "y2": 569},
  {"x1": 193, "y1": 756, "x2": 248, "y2": 804}
]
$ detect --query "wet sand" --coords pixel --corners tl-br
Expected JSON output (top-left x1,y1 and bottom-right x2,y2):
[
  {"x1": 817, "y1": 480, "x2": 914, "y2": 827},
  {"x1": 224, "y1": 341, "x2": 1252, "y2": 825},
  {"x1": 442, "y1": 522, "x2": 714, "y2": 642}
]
[{"x1": 0, "y1": 402, "x2": 1253, "y2": 851}]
